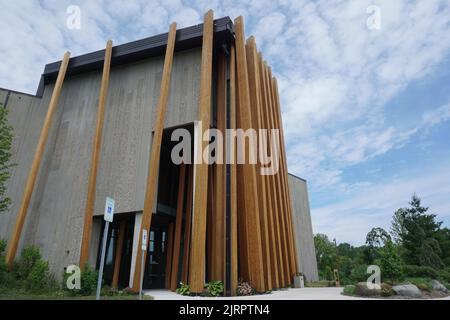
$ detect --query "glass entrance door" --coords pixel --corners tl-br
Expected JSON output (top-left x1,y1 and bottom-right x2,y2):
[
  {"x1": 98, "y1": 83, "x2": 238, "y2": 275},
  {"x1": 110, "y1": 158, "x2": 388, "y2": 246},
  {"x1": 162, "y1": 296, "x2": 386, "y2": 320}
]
[{"x1": 143, "y1": 224, "x2": 168, "y2": 289}]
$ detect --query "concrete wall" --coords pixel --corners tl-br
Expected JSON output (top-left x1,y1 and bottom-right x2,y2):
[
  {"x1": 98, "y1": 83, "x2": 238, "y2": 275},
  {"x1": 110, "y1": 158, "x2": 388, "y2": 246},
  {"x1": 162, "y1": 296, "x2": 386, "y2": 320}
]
[
  {"x1": 0, "y1": 47, "x2": 201, "y2": 277},
  {"x1": 288, "y1": 174, "x2": 319, "y2": 282}
]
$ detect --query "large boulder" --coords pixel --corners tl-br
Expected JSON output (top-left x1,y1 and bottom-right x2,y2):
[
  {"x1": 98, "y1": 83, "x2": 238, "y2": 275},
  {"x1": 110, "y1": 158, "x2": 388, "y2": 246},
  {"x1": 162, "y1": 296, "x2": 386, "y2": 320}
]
[
  {"x1": 355, "y1": 282, "x2": 381, "y2": 296},
  {"x1": 431, "y1": 280, "x2": 448, "y2": 293},
  {"x1": 392, "y1": 284, "x2": 422, "y2": 298}
]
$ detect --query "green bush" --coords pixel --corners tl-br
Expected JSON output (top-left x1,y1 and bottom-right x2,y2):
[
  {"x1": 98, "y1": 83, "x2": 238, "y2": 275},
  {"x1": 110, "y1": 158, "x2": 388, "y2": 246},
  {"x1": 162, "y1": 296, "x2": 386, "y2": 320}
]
[
  {"x1": 405, "y1": 277, "x2": 433, "y2": 292},
  {"x1": 204, "y1": 281, "x2": 224, "y2": 297},
  {"x1": 437, "y1": 269, "x2": 450, "y2": 283},
  {"x1": 63, "y1": 264, "x2": 98, "y2": 296},
  {"x1": 343, "y1": 285, "x2": 356, "y2": 295},
  {"x1": 15, "y1": 245, "x2": 42, "y2": 280},
  {"x1": 379, "y1": 241, "x2": 404, "y2": 282},
  {"x1": 79, "y1": 265, "x2": 99, "y2": 296},
  {"x1": 176, "y1": 282, "x2": 191, "y2": 296},
  {"x1": 0, "y1": 255, "x2": 16, "y2": 289},
  {"x1": 403, "y1": 265, "x2": 438, "y2": 279},
  {"x1": 380, "y1": 283, "x2": 395, "y2": 297},
  {"x1": 0, "y1": 239, "x2": 6, "y2": 255},
  {"x1": 26, "y1": 259, "x2": 50, "y2": 292},
  {"x1": 349, "y1": 264, "x2": 368, "y2": 283}
]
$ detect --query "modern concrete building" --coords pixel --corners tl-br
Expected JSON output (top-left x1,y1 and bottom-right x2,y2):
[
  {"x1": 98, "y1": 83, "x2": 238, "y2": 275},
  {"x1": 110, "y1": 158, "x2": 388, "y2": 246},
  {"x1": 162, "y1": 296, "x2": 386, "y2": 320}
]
[{"x1": 0, "y1": 11, "x2": 317, "y2": 295}]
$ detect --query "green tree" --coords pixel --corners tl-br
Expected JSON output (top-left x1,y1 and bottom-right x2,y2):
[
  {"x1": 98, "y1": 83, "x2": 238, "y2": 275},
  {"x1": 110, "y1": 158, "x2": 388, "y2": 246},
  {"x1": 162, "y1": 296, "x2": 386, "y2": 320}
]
[
  {"x1": 390, "y1": 194, "x2": 444, "y2": 268},
  {"x1": 0, "y1": 104, "x2": 14, "y2": 213},
  {"x1": 379, "y1": 240, "x2": 403, "y2": 282},
  {"x1": 364, "y1": 227, "x2": 390, "y2": 264},
  {"x1": 314, "y1": 234, "x2": 337, "y2": 280}
]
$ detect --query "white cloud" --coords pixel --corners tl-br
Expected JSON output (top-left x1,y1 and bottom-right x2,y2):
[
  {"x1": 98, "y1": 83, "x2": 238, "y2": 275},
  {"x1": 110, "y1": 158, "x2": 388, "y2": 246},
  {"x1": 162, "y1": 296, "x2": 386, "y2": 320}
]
[{"x1": 312, "y1": 161, "x2": 450, "y2": 244}]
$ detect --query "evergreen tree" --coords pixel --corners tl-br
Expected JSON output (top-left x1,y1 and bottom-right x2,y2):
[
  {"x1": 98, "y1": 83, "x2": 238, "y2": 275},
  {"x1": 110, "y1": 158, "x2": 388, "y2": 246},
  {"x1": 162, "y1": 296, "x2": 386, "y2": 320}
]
[{"x1": 391, "y1": 194, "x2": 443, "y2": 268}]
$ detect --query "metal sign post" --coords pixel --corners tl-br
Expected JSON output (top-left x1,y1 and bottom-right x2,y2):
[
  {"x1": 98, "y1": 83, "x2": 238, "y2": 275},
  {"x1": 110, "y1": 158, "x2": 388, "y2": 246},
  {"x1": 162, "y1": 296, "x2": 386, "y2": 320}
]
[
  {"x1": 139, "y1": 229, "x2": 148, "y2": 300},
  {"x1": 96, "y1": 197, "x2": 115, "y2": 300}
]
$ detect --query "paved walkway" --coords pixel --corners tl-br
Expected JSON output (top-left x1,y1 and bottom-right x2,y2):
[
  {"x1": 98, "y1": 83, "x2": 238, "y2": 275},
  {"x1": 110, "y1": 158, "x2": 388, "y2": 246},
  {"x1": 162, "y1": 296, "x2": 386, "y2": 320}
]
[
  {"x1": 145, "y1": 287, "x2": 368, "y2": 300},
  {"x1": 145, "y1": 287, "x2": 450, "y2": 300}
]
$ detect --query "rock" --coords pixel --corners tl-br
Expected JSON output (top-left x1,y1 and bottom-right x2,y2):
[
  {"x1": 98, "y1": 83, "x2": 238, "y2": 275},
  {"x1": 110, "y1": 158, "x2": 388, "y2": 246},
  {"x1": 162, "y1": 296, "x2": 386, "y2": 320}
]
[
  {"x1": 431, "y1": 280, "x2": 448, "y2": 293},
  {"x1": 355, "y1": 282, "x2": 381, "y2": 296},
  {"x1": 392, "y1": 284, "x2": 422, "y2": 298}
]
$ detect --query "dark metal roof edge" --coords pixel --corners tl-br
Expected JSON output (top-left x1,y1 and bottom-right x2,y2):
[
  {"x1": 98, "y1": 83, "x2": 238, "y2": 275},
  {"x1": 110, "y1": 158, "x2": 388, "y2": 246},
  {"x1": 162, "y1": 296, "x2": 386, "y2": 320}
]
[
  {"x1": 288, "y1": 172, "x2": 307, "y2": 183},
  {"x1": 0, "y1": 87, "x2": 41, "y2": 98},
  {"x1": 39, "y1": 16, "x2": 234, "y2": 93}
]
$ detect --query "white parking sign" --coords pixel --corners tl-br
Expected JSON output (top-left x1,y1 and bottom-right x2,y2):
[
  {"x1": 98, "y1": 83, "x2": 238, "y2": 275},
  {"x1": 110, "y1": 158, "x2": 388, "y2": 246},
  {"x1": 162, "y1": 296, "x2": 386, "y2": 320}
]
[{"x1": 104, "y1": 197, "x2": 115, "y2": 222}]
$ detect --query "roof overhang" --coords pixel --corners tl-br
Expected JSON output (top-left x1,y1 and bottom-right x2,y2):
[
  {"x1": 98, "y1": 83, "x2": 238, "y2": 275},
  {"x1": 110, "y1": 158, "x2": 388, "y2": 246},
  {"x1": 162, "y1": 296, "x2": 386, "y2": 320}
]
[{"x1": 37, "y1": 16, "x2": 234, "y2": 96}]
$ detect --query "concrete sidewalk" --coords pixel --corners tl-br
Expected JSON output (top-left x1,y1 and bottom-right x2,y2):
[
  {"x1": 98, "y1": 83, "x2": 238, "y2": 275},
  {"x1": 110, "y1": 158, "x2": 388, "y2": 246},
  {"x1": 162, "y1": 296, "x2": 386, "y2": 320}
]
[{"x1": 145, "y1": 287, "x2": 368, "y2": 300}]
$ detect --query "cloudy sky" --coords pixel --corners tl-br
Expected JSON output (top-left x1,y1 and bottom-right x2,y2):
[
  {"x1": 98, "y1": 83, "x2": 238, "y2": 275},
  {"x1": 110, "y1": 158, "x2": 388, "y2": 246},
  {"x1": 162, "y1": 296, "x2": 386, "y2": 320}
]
[{"x1": 1, "y1": 0, "x2": 449, "y2": 245}]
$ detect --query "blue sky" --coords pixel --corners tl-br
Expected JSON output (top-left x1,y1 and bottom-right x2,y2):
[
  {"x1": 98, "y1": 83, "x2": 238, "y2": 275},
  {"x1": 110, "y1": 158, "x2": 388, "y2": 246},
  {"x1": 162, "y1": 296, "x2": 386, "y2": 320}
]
[{"x1": 1, "y1": 0, "x2": 449, "y2": 245}]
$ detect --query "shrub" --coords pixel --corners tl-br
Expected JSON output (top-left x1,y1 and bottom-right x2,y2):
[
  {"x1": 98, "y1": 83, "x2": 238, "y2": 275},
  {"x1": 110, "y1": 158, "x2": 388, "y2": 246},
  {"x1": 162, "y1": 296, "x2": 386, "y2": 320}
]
[
  {"x1": 15, "y1": 245, "x2": 42, "y2": 280},
  {"x1": 343, "y1": 285, "x2": 356, "y2": 295},
  {"x1": 380, "y1": 283, "x2": 395, "y2": 297},
  {"x1": 403, "y1": 265, "x2": 438, "y2": 279},
  {"x1": 237, "y1": 281, "x2": 255, "y2": 296},
  {"x1": 0, "y1": 239, "x2": 6, "y2": 255},
  {"x1": 437, "y1": 269, "x2": 450, "y2": 283},
  {"x1": 63, "y1": 264, "x2": 98, "y2": 296},
  {"x1": 405, "y1": 277, "x2": 433, "y2": 292},
  {"x1": 349, "y1": 264, "x2": 368, "y2": 283},
  {"x1": 176, "y1": 282, "x2": 191, "y2": 296},
  {"x1": 26, "y1": 260, "x2": 50, "y2": 292},
  {"x1": 379, "y1": 240, "x2": 404, "y2": 282},
  {"x1": 0, "y1": 255, "x2": 16, "y2": 289},
  {"x1": 204, "y1": 281, "x2": 224, "y2": 297}
]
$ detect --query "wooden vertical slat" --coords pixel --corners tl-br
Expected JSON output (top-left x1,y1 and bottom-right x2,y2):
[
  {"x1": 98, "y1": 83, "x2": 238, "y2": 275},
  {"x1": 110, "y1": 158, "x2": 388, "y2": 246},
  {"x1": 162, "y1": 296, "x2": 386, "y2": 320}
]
[
  {"x1": 6, "y1": 51, "x2": 71, "y2": 268},
  {"x1": 234, "y1": 16, "x2": 265, "y2": 292},
  {"x1": 181, "y1": 165, "x2": 193, "y2": 284},
  {"x1": 211, "y1": 50, "x2": 227, "y2": 282},
  {"x1": 132, "y1": 23, "x2": 177, "y2": 290},
  {"x1": 206, "y1": 165, "x2": 215, "y2": 281},
  {"x1": 170, "y1": 164, "x2": 186, "y2": 291},
  {"x1": 262, "y1": 62, "x2": 285, "y2": 287},
  {"x1": 112, "y1": 220, "x2": 126, "y2": 288},
  {"x1": 267, "y1": 67, "x2": 291, "y2": 285},
  {"x1": 258, "y1": 54, "x2": 280, "y2": 289},
  {"x1": 79, "y1": 40, "x2": 113, "y2": 269},
  {"x1": 189, "y1": 10, "x2": 214, "y2": 293},
  {"x1": 165, "y1": 222, "x2": 175, "y2": 289},
  {"x1": 229, "y1": 45, "x2": 238, "y2": 296},
  {"x1": 245, "y1": 37, "x2": 272, "y2": 291},
  {"x1": 272, "y1": 77, "x2": 298, "y2": 276}
]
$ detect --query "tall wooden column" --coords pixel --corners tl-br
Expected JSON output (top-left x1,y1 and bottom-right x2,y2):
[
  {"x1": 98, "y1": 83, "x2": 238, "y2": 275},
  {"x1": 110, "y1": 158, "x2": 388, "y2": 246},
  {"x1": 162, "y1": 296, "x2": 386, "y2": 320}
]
[
  {"x1": 272, "y1": 77, "x2": 298, "y2": 276},
  {"x1": 267, "y1": 67, "x2": 291, "y2": 285},
  {"x1": 189, "y1": 10, "x2": 214, "y2": 294},
  {"x1": 234, "y1": 16, "x2": 265, "y2": 292},
  {"x1": 79, "y1": 40, "x2": 113, "y2": 269},
  {"x1": 245, "y1": 37, "x2": 272, "y2": 291},
  {"x1": 211, "y1": 50, "x2": 226, "y2": 282},
  {"x1": 181, "y1": 165, "x2": 194, "y2": 283},
  {"x1": 262, "y1": 62, "x2": 285, "y2": 287},
  {"x1": 132, "y1": 23, "x2": 177, "y2": 291},
  {"x1": 229, "y1": 45, "x2": 238, "y2": 295},
  {"x1": 258, "y1": 55, "x2": 280, "y2": 289},
  {"x1": 170, "y1": 164, "x2": 186, "y2": 291},
  {"x1": 6, "y1": 51, "x2": 71, "y2": 268},
  {"x1": 112, "y1": 219, "x2": 126, "y2": 288}
]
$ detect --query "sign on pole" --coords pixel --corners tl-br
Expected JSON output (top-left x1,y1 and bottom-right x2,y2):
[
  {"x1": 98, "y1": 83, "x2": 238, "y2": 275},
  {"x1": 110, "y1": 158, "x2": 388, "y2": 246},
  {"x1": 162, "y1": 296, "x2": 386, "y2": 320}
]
[
  {"x1": 96, "y1": 197, "x2": 115, "y2": 300},
  {"x1": 139, "y1": 229, "x2": 148, "y2": 300},
  {"x1": 104, "y1": 197, "x2": 115, "y2": 222}
]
